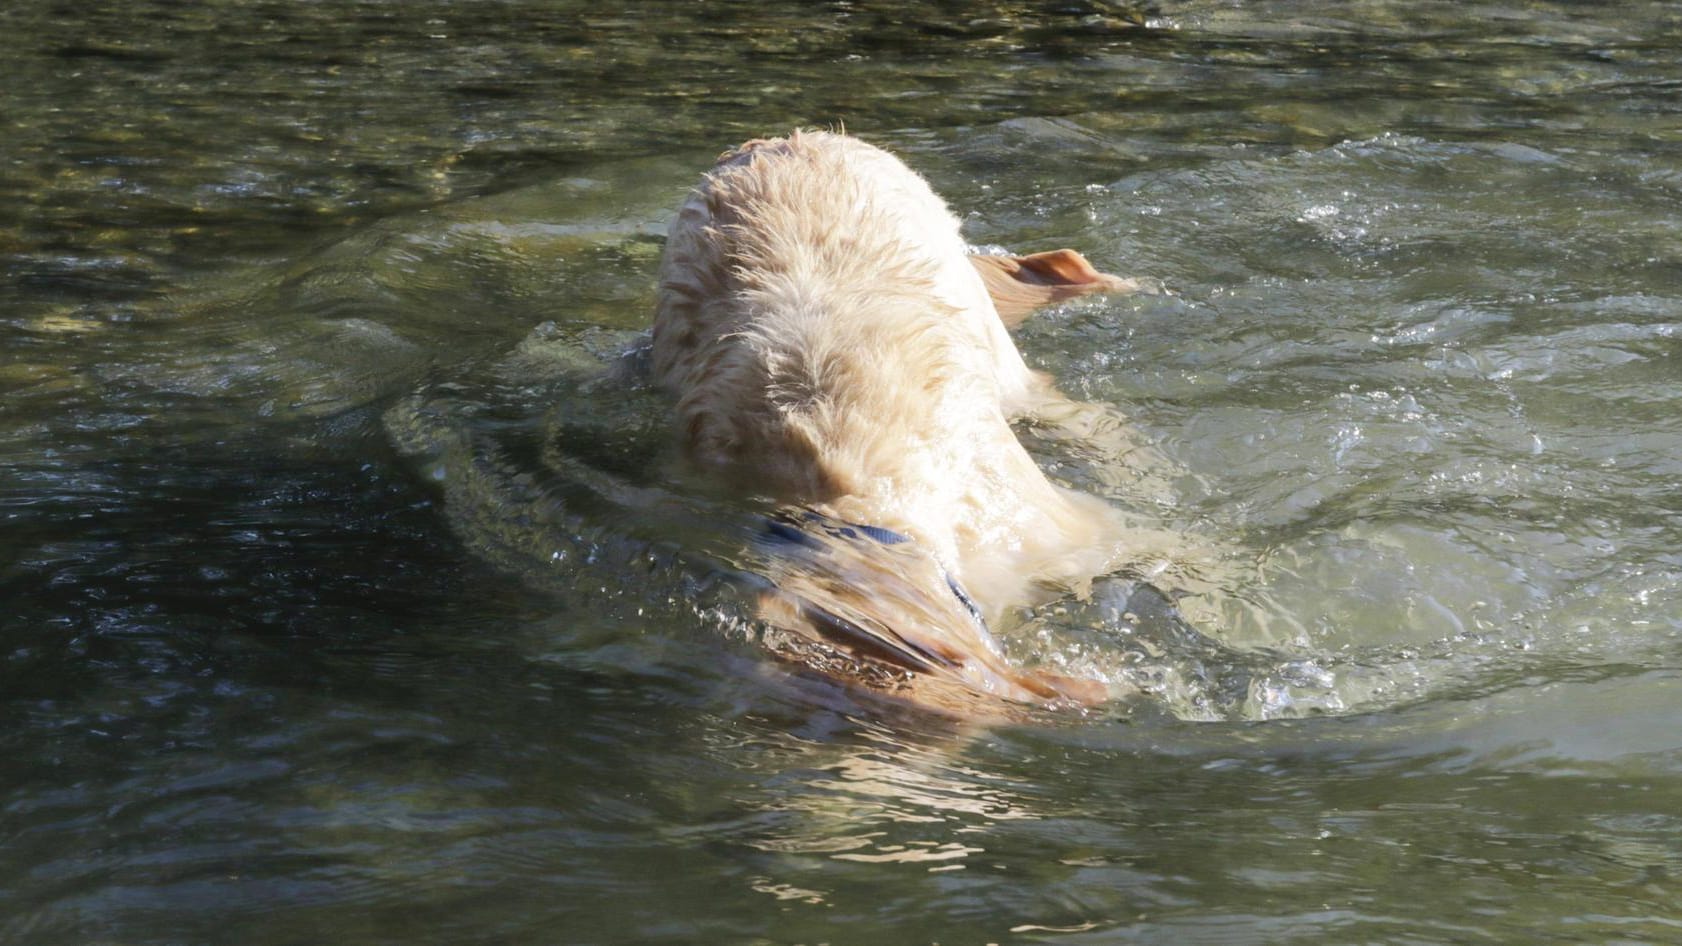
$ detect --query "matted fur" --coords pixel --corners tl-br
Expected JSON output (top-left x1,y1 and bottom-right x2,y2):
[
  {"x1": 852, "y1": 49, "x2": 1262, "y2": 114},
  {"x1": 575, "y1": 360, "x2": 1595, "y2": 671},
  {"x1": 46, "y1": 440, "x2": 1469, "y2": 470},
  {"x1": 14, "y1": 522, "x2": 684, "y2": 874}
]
[{"x1": 653, "y1": 131, "x2": 1141, "y2": 707}]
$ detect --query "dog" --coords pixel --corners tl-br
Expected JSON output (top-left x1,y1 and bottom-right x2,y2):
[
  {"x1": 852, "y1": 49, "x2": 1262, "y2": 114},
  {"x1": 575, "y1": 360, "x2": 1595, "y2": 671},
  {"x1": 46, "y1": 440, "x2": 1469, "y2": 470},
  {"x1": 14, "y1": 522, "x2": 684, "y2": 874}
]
[{"x1": 652, "y1": 131, "x2": 1149, "y2": 710}]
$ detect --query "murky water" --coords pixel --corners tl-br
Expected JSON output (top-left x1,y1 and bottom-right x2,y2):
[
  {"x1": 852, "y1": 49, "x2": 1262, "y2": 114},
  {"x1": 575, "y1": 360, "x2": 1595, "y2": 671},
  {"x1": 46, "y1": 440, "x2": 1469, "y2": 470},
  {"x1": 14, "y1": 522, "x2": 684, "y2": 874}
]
[{"x1": 6, "y1": 1, "x2": 1682, "y2": 942}]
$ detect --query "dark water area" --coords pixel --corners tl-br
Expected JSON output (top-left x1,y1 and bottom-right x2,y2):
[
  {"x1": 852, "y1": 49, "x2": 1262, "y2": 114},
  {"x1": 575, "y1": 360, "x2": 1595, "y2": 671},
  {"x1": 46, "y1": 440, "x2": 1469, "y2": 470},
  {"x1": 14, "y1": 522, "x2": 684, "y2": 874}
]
[{"x1": 5, "y1": 2, "x2": 1682, "y2": 943}]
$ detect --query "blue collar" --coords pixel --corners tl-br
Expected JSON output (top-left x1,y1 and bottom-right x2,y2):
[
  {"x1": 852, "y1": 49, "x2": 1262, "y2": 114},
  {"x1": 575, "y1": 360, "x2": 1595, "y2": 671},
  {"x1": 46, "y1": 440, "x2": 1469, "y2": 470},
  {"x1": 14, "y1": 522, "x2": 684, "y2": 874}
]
[
  {"x1": 764, "y1": 509, "x2": 910, "y2": 548},
  {"x1": 759, "y1": 509, "x2": 983, "y2": 624}
]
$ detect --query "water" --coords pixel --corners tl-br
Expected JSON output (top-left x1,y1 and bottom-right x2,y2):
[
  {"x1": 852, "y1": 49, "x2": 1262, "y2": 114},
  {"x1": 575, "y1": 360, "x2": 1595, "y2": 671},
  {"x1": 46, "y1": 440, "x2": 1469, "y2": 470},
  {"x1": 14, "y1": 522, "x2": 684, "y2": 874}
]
[{"x1": 5, "y1": 1, "x2": 1682, "y2": 942}]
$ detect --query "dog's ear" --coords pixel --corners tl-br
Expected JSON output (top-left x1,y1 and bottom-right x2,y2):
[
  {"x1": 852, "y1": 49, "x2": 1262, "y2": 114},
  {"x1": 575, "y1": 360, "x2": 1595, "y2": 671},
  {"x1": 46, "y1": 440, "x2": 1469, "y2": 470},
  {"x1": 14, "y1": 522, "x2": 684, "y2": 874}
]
[{"x1": 969, "y1": 249, "x2": 1141, "y2": 327}]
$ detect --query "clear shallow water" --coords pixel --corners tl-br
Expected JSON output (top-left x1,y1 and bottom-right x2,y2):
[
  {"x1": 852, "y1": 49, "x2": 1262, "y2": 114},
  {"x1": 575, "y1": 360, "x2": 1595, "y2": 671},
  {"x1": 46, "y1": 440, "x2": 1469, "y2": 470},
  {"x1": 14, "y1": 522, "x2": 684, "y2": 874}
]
[{"x1": 5, "y1": 1, "x2": 1682, "y2": 942}]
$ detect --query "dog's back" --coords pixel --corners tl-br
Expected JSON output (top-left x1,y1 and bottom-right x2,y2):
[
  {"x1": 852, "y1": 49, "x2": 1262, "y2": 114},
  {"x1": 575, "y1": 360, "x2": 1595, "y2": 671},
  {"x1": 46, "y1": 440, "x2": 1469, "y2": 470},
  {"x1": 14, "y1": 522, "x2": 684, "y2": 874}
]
[
  {"x1": 653, "y1": 131, "x2": 1131, "y2": 708},
  {"x1": 653, "y1": 133, "x2": 1039, "y2": 494}
]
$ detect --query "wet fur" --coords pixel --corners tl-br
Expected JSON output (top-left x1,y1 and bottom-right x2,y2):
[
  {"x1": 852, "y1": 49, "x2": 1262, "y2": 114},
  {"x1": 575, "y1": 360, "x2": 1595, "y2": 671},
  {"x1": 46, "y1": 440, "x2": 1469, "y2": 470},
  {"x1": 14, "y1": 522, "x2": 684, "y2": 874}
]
[{"x1": 652, "y1": 131, "x2": 1146, "y2": 708}]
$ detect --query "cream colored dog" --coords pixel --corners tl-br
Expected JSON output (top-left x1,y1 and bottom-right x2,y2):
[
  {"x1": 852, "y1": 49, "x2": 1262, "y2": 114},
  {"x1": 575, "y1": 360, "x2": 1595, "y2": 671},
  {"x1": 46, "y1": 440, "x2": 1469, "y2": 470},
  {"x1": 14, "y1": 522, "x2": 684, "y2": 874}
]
[{"x1": 653, "y1": 131, "x2": 1147, "y2": 710}]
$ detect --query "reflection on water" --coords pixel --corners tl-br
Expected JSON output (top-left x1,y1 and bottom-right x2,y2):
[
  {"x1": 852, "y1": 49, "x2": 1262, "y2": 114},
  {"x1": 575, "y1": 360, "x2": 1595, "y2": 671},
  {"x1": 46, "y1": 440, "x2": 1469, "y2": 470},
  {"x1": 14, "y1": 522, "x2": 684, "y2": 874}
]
[
  {"x1": 7, "y1": 0, "x2": 1682, "y2": 943},
  {"x1": 738, "y1": 724, "x2": 1037, "y2": 868}
]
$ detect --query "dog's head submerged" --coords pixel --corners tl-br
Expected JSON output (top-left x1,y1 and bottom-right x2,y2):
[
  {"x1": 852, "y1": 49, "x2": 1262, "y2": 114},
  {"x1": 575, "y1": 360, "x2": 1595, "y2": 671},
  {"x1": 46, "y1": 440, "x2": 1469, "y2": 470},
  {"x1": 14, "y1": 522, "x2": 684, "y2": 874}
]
[{"x1": 748, "y1": 509, "x2": 1108, "y2": 709}]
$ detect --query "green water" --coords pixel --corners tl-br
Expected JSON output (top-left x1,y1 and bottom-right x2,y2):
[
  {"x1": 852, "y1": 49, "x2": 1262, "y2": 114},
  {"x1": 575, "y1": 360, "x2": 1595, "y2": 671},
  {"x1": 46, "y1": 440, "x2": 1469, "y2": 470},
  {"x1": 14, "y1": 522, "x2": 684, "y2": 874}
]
[{"x1": 5, "y1": 1, "x2": 1681, "y2": 942}]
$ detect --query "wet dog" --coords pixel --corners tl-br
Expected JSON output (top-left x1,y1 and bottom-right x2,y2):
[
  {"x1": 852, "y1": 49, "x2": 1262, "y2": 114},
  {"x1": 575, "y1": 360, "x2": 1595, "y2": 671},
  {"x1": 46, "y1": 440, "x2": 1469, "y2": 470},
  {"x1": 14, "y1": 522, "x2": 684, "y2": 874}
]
[{"x1": 652, "y1": 131, "x2": 1147, "y2": 709}]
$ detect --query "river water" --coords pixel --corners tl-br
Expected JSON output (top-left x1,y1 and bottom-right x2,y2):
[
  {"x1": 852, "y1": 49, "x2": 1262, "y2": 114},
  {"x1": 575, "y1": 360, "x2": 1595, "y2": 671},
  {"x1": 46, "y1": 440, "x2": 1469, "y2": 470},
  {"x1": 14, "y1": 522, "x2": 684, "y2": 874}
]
[{"x1": 5, "y1": 1, "x2": 1681, "y2": 942}]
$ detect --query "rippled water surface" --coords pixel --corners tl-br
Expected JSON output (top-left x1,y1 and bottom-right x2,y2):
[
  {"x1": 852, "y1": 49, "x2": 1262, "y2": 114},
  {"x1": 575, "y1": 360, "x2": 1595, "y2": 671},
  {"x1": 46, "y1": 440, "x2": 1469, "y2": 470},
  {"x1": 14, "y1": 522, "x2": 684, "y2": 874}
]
[{"x1": 6, "y1": 1, "x2": 1682, "y2": 942}]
